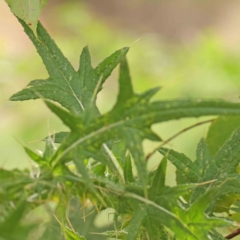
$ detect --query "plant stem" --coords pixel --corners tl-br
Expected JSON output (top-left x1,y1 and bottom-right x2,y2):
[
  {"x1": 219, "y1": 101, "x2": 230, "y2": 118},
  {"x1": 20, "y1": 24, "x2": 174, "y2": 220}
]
[
  {"x1": 225, "y1": 228, "x2": 240, "y2": 239},
  {"x1": 146, "y1": 118, "x2": 215, "y2": 161}
]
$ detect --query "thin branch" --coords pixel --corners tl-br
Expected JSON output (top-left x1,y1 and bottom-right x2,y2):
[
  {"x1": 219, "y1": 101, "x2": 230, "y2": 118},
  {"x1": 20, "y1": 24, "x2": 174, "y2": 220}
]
[
  {"x1": 225, "y1": 228, "x2": 240, "y2": 239},
  {"x1": 146, "y1": 118, "x2": 215, "y2": 161}
]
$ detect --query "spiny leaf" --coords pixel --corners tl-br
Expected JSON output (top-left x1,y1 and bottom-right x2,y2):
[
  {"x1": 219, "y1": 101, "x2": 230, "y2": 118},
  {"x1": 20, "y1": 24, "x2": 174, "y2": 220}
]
[
  {"x1": 10, "y1": 20, "x2": 128, "y2": 115},
  {"x1": 124, "y1": 188, "x2": 198, "y2": 239},
  {"x1": 45, "y1": 88, "x2": 240, "y2": 193},
  {"x1": 182, "y1": 189, "x2": 231, "y2": 239},
  {"x1": 126, "y1": 209, "x2": 146, "y2": 240},
  {"x1": 194, "y1": 138, "x2": 211, "y2": 179},
  {"x1": 5, "y1": 0, "x2": 48, "y2": 35},
  {"x1": 158, "y1": 147, "x2": 199, "y2": 184},
  {"x1": 144, "y1": 217, "x2": 169, "y2": 240},
  {"x1": 149, "y1": 154, "x2": 168, "y2": 200},
  {"x1": 124, "y1": 154, "x2": 134, "y2": 183},
  {"x1": 214, "y1": 127, "x2": 240, "y2": 177},
  {"x1": 124, "y1": 128, "x2": 148, "y2": 193},
  {"x1": 159, "y1": 129, "x2": 240, "y2": 213},
  {"x1": 114, "y1": 53, "x2": 134, "y2": 110},
  {"x1": 206, "y1": 116, "x2": 240, "y2": 156}
]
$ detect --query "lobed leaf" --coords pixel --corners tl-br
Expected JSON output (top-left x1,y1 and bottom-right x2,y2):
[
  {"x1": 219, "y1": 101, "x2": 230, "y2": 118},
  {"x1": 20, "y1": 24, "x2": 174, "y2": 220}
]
[{"x1": 10, "y1": 20, "x2": 128, "y2": 116}]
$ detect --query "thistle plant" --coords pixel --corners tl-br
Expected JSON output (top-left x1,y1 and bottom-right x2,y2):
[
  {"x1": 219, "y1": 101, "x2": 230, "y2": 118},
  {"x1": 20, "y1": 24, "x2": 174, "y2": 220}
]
[{"x1": 2, "y1": 1, "x2": 240, "y2": 240}]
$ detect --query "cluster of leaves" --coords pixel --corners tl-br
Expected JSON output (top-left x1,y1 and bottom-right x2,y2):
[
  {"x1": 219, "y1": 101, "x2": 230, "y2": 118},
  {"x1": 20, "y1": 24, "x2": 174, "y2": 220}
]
[{"x1": 3, "y1": 2, "x2": 240, "y2": 240}]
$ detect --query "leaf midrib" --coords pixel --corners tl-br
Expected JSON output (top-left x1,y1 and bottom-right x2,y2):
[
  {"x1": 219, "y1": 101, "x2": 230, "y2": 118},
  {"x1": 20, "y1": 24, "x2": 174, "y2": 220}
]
[{"x1": 40, "y1": 32, "x2": 85, "y2": 112}]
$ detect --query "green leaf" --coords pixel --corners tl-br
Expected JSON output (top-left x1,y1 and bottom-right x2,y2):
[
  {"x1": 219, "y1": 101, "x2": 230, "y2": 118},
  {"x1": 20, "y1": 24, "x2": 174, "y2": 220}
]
[
  {"x1": 114, "y1": 53, "x2": 134, "y2": 110},
  {"x1": 5, "y1": 0, "x2": 48, "y2": 35},
  {"x1": 149, "y1": 154, "x2": 168, "y2": 199},
  {"x1": 214, "y1": 127, "x2": 240, "y2": 177},
  {"x1": 206, "y1": 116, "x2": 240, "y2": 156},
  {"x1": 125, "y1": 186, "x2": 198, "y2": 239},
  {"x1": 64, "y1": 227, "x2": 86, "y2": 240},
  {"x1": 24, "y1": 146, "x2": 46, "y2": 166},
  {"x1": 45, "y1": 86, "x2": 240, "y2": 196},
  {"x1": 182, "y1": 189, "x2": 231, "y2": 239},
  {"x1": 124, "y1": 128, "x2": 148, "y2": 193},
  {"x1": 126, "y1": 209, "x2": 146, "y2": 240},
  {"x1": 194, "y1": 138, "x2": 211, "y2": 178},
  {"x1": 144, "y1": 217, "x2": 169, "y2": 240},
  {"x1": 158, "y1": 147, "x2": 199, "y2": 185},
  {"x1": 10, "y1": 20, "x2": 128, "y2": 115},
  {"x1": 159, "y1": 128, "x2": 240, "y2": 213},
  {"x1": 124, "y1": 154, "x2": 134, "y2": 183}
]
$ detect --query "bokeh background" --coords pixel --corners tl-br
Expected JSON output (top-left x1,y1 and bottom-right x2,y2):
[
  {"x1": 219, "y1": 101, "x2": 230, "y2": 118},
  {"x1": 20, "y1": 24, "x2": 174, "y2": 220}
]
[{"x1": 1, "y1": 0, "x2": 240, "y2": 238}]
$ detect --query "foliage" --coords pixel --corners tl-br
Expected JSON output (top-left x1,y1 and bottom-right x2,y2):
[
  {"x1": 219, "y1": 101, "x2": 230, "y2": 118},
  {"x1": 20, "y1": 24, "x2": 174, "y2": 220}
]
[{"x1": 2, "y1": 1, "x2": 240, "y2": 240}]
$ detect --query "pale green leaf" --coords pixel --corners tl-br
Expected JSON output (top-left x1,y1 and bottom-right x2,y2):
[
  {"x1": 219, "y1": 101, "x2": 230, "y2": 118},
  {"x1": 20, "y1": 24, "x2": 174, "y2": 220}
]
[{"x1": 5, "y1": 0, "x2": 48, "y2": 35}]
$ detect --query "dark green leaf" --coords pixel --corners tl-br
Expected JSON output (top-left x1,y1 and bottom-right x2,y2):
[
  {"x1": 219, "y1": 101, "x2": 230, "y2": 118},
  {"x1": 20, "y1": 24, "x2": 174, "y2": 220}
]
[{"x1": 126, "y1": 209, "x2": 146, "y2": 240}]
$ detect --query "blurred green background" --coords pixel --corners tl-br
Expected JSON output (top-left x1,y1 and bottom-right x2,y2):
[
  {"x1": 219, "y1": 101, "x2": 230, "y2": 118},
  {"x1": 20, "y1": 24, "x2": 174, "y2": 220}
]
[{"x1": 2, "y1": 0, "x2": 240, "y2": 238}]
